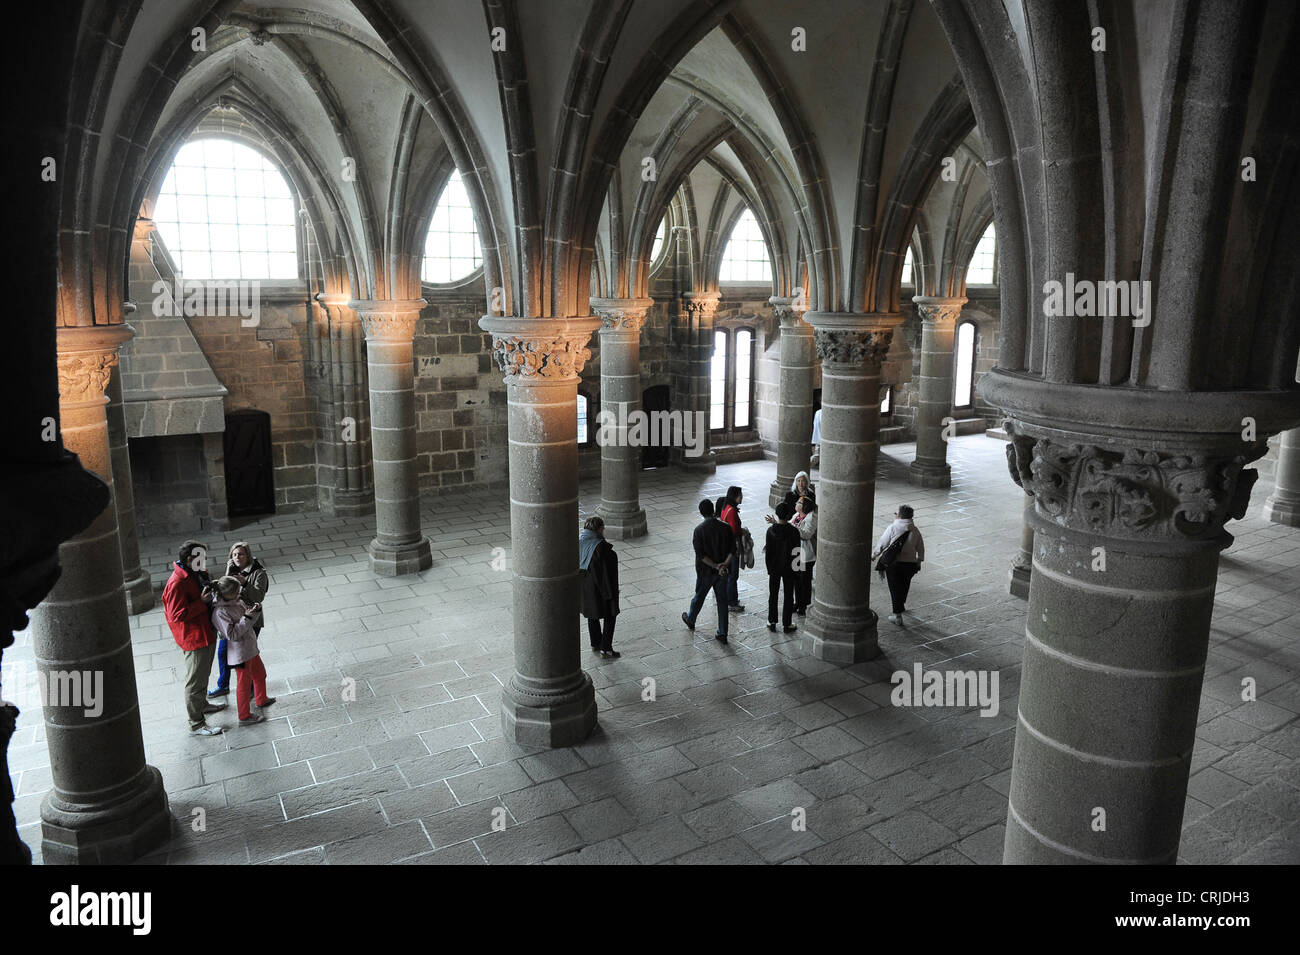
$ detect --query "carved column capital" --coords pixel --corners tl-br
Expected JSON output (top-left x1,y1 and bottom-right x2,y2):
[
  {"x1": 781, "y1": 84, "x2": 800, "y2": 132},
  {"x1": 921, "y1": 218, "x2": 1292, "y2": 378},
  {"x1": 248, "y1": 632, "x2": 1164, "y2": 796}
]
[
  {"x1": 56, "y1": 324, "x2": 134, "y2": 406},
  {"x1": 681, "y1": 291, "x2": 721, "y2": 324},
  {"x1": 352, "y1": 299, "x2": 426, "y2": 342},
  {"x1": 590, "y1": 297, "x2": 653, "y2": 333},
  {"x1": 769, "y1": 294, "x2": 810, "y2": 326},
  {"x1": 479, "y1": 316, "x2": 601, "y2": 383},
  {"x1": 912, "y1": 295, "x2": 967, "y2": 326},
  {"x1": 1005, "y1": 419, "x2": 1266, "y2": 545},
  {"x1": 803, "y1": 312, "x2": 895, "y2": 368}
]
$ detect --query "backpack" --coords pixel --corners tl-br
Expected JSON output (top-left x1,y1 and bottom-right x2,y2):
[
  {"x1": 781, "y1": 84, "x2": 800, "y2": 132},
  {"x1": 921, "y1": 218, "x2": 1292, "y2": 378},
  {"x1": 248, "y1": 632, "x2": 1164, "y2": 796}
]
[{"x1": 875, "y1": 530, "x2": 910, "y2": 578}]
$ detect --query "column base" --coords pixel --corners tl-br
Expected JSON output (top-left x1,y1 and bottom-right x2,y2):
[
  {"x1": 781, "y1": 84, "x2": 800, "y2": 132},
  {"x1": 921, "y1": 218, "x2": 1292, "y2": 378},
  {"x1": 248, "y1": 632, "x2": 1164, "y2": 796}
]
[
  {"x1": 40, "y1": 765, "x2": 171, "y2": 864},
  {"x1": 330, "y1": 488, "x2": 376, "y2": 518},
  {"x1": 367, "y1": 537, "x2": 433, "y2": 576},
  {"x1": 123, "y1": 567, "x2": 154, "y2": 615},
  {"x1": 500, "y1": 674, "x2": 597, "y2": 748},
  {"x1": 1008, "y1": 561, "x2": 1032, "y2": 599},
  {"x1": 908, "y1": 460, "x2": 951, "y2": 489},
  {"x1": 802, "y1": 606, "x2": 880, "y2": 663},
  {"x1": 1262, "y1": 494, "x2": 1300, "y2": 527},
  {"x1": 596, "y1": 506, "x2": 648, "y2": 540},
  {"x1": 676, "y1": 449, "x2": 716, "y2": 472}
]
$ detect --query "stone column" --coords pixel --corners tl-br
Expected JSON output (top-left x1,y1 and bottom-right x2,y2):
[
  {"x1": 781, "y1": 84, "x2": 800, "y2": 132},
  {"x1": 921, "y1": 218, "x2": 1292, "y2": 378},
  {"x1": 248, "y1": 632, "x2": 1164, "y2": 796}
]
[
  {"x1": 479, "y1": 315, "x2": 601, "y2": 747},
  {"x1": 104, "y1": 353, "x2": 151, "y2": 614},
  {"x1": 355, "y1": 300, "x2": 432, "y2": 576},
  {"x1": 767, "y1": 295, "x2": 815, "y2": 507},
  {"x1": 801, "y1": 313, "x2": 895, "y2": 663},
  {"x1": 1008, "y1": 491, "x2": 1034, "y2": 599},
  {"x1": 321, "y1": 296, "x2": 374, "y2": 516},
  {"x1": 591, "y1": 298, "x2": 652, "y2": 539},
  {"x1": 1263, "y1": 427, "x2": 1300, "y2": 526},
  {"x1": 1001, "y1": 419, "x2": 1262, "y2": 864},
  {"x1": 908, "y1": 296, "x2": 966, "y2": 488},
  {"x1": 30, "y1": 324, "x2": 170, "y2": 864},
  {"x1": 677, "y1": 291, "x2": 720, "y2": 471}
]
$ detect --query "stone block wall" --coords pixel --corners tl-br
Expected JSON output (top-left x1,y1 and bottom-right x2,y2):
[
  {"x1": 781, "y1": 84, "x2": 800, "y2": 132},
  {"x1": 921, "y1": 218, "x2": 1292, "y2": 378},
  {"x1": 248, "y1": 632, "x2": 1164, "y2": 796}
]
[
  {"x1": 414, "y1": 286, "x2": 510, "y2": 492},
  {"x1": 129, "y1": 434, "x2": 214, "y2": 534},
  {"x1": 187, "y1": 295, "x2": 318, "y2": 512}
]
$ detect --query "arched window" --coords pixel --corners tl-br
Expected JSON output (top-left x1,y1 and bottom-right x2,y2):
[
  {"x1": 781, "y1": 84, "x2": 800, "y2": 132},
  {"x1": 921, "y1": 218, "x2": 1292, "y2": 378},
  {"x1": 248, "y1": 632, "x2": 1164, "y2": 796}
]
[
  {"x1": 577, "y1": 391, "x2": 591, "y2": 445},
  {"x1": 953, "y1": 320, "x2": 977, "y2": 409},
  {"x1": 423, "y1": 170, "x2": 483, "y2": 284},
  {"x1": 901, "y1": 247, "x2": 914, "y2": 286},
  {"x1": 880, "y1": 385, "x2": 893, "y2": 417},
  {"x1": 734, "y1": 328, "x2": 753, "y2": 428},
  {"x1": 711, "y1": 329, "x2": 728, "y2": 430},
  {"x1": 719, "y1": 208, "x2": 772, "y2": 283},
  {"x1": 967, "y1": 223, "x2": 996, "y2": 285},
  {"x1": 153, "y1": 138, "x2": 298, "y2": 280},
  {"x1": 708, "y1": 325, "x2": 756, "y2": 435},
  {"x1": 650, "y1": 218, "x2": 666, "y2": 263}
]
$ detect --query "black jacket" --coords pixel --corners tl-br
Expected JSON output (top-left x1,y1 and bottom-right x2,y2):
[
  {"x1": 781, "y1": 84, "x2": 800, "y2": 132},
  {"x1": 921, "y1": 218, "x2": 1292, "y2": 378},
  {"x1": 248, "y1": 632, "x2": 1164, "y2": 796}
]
[
  {"x1": 579, "y1": 539, "x2": 619, "y2": 619},
  {"x1": 765, "y1": 523, "x2": 803, "y2": 579},
  {"x1": 692, "y1": 518, "x2": 734, "y2": 577}
]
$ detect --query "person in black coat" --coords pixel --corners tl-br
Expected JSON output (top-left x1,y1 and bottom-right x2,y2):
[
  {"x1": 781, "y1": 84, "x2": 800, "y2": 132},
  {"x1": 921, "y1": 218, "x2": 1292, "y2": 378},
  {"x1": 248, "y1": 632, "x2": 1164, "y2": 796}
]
[
  {"x1": 764, "y1": 500, "x2": 803, "y2": 633},
  {"x1": 579, "y1": 516, "x2": 621, "y2": 659}
]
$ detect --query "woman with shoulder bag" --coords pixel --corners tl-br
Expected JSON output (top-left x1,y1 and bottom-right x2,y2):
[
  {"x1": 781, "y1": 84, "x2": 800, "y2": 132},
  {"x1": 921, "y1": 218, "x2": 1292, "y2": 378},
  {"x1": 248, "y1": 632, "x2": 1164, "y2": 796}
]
[{"x1": 871, "y1": 505, "x2": 924, "y2": 624}]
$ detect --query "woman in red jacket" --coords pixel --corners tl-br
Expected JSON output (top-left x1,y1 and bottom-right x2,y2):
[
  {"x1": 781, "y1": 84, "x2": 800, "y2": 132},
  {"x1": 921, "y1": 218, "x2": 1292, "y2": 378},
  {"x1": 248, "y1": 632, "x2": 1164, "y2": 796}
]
[
  {"x1": 718, "y1": 486, "x2": 745, "y2": 612},
  {"x1": 161, "y1": 540, "x2": 226, "y2": 736}
]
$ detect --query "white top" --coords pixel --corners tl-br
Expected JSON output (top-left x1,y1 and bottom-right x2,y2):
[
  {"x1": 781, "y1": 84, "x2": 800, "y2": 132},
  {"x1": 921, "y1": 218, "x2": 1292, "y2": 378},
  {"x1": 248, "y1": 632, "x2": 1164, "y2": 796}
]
[
  {"x1": 873, "y1": 518, "x2": 924, "y2": 563},
  {"x1": 811, "y1": 409, "x2": 822, "y2": 445},
  {"x1": 793, "y1": 509, "x2": 817, "y2": 564}
]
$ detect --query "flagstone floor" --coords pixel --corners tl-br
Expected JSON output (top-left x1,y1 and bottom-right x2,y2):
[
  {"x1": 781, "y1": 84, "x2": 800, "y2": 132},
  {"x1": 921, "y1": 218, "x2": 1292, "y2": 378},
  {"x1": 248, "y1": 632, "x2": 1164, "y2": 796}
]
[{"x1": 7, "y1": 434, "x2": 1299, "y2": 864}]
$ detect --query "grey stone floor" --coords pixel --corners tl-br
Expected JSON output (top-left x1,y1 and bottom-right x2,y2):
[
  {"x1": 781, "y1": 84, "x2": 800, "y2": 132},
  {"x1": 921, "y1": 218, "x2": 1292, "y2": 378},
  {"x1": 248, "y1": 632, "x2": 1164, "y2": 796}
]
[{"x1": 7, "y1": 434, "x2": 1299, "y2": 864}]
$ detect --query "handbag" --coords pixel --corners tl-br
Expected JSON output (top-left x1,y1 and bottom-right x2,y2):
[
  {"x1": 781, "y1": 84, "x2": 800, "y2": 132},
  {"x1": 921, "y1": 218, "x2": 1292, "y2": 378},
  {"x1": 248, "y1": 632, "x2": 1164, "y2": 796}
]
[{"x1": 875, "y1": 530, "x2": 910, "y2": 577}]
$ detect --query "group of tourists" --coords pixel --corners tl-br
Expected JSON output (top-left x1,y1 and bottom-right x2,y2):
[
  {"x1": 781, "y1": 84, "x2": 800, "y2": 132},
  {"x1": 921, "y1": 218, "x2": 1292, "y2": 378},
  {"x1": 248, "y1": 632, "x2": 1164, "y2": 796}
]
[
  {"x1": 578, "y1": 469, "x2": 927, "y2": 655},
  {"x1": 162, "y1": 539, "x2": 275, "y2": 736}
]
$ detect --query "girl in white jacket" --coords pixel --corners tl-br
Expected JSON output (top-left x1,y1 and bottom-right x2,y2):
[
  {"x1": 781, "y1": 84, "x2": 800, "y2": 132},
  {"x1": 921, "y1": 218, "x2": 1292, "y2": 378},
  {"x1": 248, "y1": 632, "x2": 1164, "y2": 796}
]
[{"x1": 210, "y1": 576, "x2": 275, "y2": 724}]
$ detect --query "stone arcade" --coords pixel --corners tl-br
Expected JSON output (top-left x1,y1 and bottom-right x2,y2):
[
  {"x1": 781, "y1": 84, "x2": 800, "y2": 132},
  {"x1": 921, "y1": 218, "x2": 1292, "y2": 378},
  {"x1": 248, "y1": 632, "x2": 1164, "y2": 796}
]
[{"x1": 3, "y1": 0, "x2": 1298, "y2": 867}]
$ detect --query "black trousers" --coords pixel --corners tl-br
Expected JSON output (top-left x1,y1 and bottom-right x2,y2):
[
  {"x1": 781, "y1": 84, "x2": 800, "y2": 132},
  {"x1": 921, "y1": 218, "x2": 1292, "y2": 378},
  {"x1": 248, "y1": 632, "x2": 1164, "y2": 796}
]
[
  {"x1": 796, "y1": 562, "x2": 815, "y2": 611},
  {"x1": 768, "y1": 574, "x2": 796, "y2": 627},
  {"x1": 586, "y1": 616, "x2": 616, "y2": 651},
  {"x1": 884, "y1": 561, "x2": 921, "y2": 613}
]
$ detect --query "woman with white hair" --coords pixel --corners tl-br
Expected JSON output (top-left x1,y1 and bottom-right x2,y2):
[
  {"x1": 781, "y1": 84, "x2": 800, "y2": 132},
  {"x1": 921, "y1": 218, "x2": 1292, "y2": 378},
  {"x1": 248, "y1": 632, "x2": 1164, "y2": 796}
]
[{"x1": 209, "y1": 576, "x2": 275, "y2": 724}]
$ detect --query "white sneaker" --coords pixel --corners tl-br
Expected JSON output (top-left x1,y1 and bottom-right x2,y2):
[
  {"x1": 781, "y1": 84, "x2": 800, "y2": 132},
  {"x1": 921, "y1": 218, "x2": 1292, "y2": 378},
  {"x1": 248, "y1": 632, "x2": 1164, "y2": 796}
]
[
  {"x1": 191, "y1": 724, "x2": 223, "y2": 736},
  {"x1": 887, "y1": 614, "x2": 900, "y2": 623}
]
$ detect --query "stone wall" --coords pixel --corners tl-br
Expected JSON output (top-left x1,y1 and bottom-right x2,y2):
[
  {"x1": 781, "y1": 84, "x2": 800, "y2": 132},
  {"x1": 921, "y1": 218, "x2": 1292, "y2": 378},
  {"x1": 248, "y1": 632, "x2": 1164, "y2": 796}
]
[
  {"x1": 187, "y1": 292, "x2": 319, "y2": 512},
  {"x1": 414, "y1": 285, "x2": 510, "y2": 492},
  {"x1": 129, "y1": 434, "x2": 214, "y2": 534}
]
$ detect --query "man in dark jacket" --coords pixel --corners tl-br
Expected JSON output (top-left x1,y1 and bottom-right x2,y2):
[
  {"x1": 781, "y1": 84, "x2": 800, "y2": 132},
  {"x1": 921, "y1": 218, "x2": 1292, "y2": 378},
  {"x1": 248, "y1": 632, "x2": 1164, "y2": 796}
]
[
  {"x1": 162, "y1": 540, "x2": 226, "y2": 736},
  {"x1": 765, "y1": 501, "x2": 802, "y2": 633},
  {"x1": 682, "y1": 499, "x2": 735, "y2": 644},
  {"x1": 579, "y1": 516, "x2": 621, "y2": 659}
]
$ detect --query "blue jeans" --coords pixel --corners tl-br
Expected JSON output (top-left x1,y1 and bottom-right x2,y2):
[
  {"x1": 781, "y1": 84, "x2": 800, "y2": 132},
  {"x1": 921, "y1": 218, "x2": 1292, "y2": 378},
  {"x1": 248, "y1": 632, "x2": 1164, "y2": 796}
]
[
  {"x1": 686, "y1": 572, "x2": 729, "y2": 637},
  {"x1": 726, "y1": 553, "x2": 741, "y2": 606},
  {"x1": 214, "y1": 638, "x2": 230, "y2": 690}
]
